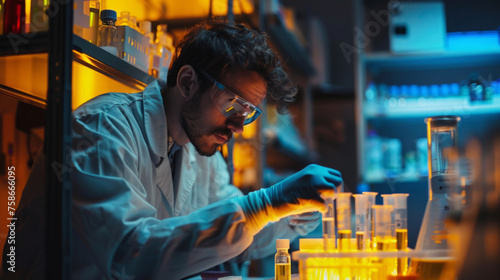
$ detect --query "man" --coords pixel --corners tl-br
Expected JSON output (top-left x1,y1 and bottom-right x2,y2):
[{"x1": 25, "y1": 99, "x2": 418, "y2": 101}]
[{"x1": 3, "y1": 22, "x2": 342, "y2": 279}]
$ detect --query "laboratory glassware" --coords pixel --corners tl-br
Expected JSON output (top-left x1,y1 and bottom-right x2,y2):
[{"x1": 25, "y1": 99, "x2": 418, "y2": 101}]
[
  {"x1": 30, "y1": 0, "x2": 50, "y2": 32},
  {"x1": 363, "y1": 191, "x2": 378, "y2": 250},
  {"x1": 97, "y1": 10, "x2": 118, "y2": 55},
  {"x1": 393, "y1": 193, "x2": 410, "y2": 275},
  {"x1": 353, "y1": 194, "x2": 368, "y2": 251},
  {"x1": 416, "y1": 116, "x2": 461, "y2": 251},
  {"x1": 381, "y1": 194, "x2": 396, "y2": 238},
  {"x1": 373, "y1": 204, "x2": 397, "y2": 277},
  {"x1": 275, "y1": 239, "x2": 291, "y2": 280},
  {"x1": 373, "y1": 205, "x2": 394, "y2": 251},
  {"x1": 411, "y1": 116, "x2": 460, "y2": 280},
  {"x1": 322, "y1": 197, "x2": 335, "y2": 251},
  {"x1": 337, "y1": 192, "x2": 352, "y2": 251}
]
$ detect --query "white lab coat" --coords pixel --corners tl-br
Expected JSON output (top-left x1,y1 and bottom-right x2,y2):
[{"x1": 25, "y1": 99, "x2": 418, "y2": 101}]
[{"x1": 3, "y1": 81, "x2": 304, "y2": 280}]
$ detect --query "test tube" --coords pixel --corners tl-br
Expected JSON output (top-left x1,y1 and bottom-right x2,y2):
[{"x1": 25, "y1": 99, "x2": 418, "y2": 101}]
[
  {"x1": 381, "y1": 194, "x2": 396, "y2": 238},
  {"x1": 392, "y1": 193, "x2": 409, "y2": 250},
  {"x1": 353, "y1": 194, "x2": 368, "y2": 251},
  {"x1": 373, "y1": 205, "x2": 398, "y2": 277},
  {"x1": 393, "y1": 193, "x2": 410, "y2": 275},
  {"x1": 322, "y1": 196, "x2": 337, "y2": 280},
  {"x1": 322, "y1": 197, "x2": 335, "y2": 251},
  {"x1": 336, "y1": 192, "x2": 352, "y2": 251},
  {"x1": 372, "y1": 205, "x2": 393, "y2": 251},
  {"x1": 363, "y1": 192, "x2": 378, "y2": 250}
]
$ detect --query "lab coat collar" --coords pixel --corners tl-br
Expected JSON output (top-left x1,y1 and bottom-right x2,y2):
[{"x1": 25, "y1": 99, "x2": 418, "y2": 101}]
[{"x1": 143, "y1": 81, "x2": 169, "y2": 158}]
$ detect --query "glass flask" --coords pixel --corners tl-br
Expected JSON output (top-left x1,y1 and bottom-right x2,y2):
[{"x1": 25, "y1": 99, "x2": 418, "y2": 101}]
[
  {"x1": 416, "y1": 115, "x2": 461, "y2": 250},
  {"x1": 411, "y1": 116, "x2": 460, "y2": 279}
]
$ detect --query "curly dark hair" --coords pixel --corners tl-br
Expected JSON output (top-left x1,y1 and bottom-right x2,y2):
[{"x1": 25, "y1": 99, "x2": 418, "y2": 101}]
[{"x1": 166, "y1": 20, "x2": 297, "y2": 114}]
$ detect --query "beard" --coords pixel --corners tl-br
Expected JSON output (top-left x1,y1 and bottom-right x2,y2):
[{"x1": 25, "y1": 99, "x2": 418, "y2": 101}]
[{"x1": 180, "y1": 92, "x2": 232, "y2": 156}]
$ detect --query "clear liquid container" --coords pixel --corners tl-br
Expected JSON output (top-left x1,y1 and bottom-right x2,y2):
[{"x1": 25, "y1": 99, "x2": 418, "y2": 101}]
[
  {"x1": 116, "y1": 11, "x2": 130, "y2": 27},
  {"x1": 336, "y1": 192, "x2": 352, "y2": 252},
  {"x1": 353, "y1": 194, "x2": 368, "y2": 251},
  {"x1": 30, "y1": 0, "x2": 50, "y2": 32},
  {"x1": 275, "y1": 239, "x2": 291, "y2": 280},
  {"x1": 129, "y1": 15, "x2": 140, "y2": 32},
  {"x1": 139, "y1": 20, "x2": 159, "y2": 78},
  {"x1": 363, "y1": 191, "x2": 378, "y2": 250},
  {"x1": 322, "y1": 197, "x2": 335, "y2": 251},
  {"x1": 155, "y1": 24, "x2": 167, "y2": 44},
  {"x1": 97, "y1": 9, "x2": 118, "y2": 56},
  {"x1": 411, "y1": 116, "x2": 460, "y2": 280}
]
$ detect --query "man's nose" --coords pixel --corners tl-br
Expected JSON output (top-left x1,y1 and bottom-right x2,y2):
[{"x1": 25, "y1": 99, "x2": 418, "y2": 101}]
[{"x1": 226, "y1": 116, "x2": 245, "y2": 134}]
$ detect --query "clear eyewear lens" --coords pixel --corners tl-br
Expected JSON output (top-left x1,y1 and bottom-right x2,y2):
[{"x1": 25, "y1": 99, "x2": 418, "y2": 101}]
[
  {"x1": 213, "y1": 90, "x2": 252, "y2": 116},
  {"x1": 200, "y1": 69, "x2": 262, "y2": 124}
]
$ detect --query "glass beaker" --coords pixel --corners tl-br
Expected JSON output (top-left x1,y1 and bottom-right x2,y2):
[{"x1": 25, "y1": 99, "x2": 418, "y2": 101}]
[{"x1": 411, "y1": 116, "x2": 460, "y2": 279}]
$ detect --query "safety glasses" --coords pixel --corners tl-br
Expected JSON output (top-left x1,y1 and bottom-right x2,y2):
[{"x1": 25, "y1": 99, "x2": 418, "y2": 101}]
[{"x1": 198, "y1": 69, "x2": 262, "y2": 125}]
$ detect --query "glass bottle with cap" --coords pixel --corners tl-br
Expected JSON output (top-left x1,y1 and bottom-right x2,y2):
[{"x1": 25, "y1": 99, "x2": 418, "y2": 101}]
[
  {"x1": 97, "y1": 9, "x2": 118, "y2": 56},
  {"x1": 275, "y1": 239, "x2": 291, "y2": 280}
]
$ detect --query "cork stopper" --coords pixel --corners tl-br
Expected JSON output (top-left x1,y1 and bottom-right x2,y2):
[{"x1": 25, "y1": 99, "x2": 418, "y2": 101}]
[{"x1": 276, "y1": 239, "x2": 289, "y2": 249}]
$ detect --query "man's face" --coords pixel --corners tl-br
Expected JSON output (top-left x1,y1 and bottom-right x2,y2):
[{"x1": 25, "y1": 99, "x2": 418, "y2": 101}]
[{"x1": 181, "y1": 69, "x2": 266, "y2": 156}]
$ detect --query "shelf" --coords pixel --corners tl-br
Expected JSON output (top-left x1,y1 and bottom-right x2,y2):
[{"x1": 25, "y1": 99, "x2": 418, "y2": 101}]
[
  {"x1": 0, "y1": 33, "x2": 156, "y2": 107},
  {"x1": 364, "y1": 96, "x2": 500, "y2": 118},
  {"x1": 264, "y1": 14, "x2": 316, "y2": 77},
  {"x1": 73, "y1": 35, "x2": 156, "y2": 88},
  {"x1": 0, "y1": 32, "x2": 155, "y2": 87},
  {"x1": 363, "y1": 49, "x2": 500, "y2": 73},
  {"x1": 0, "y1": 32, "x2": 50, "y2": 56},
  {"x1": 0, "y1": 83, "x2": 47, "y2": 108},
  {"x1": 365, "y1": 173, "x2": 427, "y2": 184}
]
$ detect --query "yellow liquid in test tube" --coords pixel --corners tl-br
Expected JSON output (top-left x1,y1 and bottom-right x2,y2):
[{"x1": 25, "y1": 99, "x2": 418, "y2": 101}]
[
  {"x1": 376, "y1": 239, "x2": 395, "y2": 251},
  {"x1": 396, "y1": 228, "x2": 407, "y2": 250},
  {"x1": 374, "y1": 199, "x2": 398, "y2": 278},
  {"x1": 356, "y1": 231, "x2": 364, "y2": 251},
  {"x1": 338, "y1": 230, "x2": 352, "y2": 252},
  {"x1": 338, "y1": 230, "x2": 352, "y2": 280},
  {"x1": 396, "y1": 229, "x2": 408, "y2": 275},
  {"x1": 376, "y1": 239, "x2": 397, "y2": 277}
]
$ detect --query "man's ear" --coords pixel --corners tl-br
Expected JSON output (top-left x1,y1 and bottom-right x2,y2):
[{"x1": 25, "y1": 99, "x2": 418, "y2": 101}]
[{"x1": 176, "y1": 65, "x2": 199, "y2": 99}]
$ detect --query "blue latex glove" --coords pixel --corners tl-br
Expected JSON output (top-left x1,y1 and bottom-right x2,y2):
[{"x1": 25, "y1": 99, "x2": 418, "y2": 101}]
[
  {"x1": 237, "y1": 164, "x2": 342, "y2": 232},
  {"x1": 287, "y1": 211, "x2": 322, "y2": 236}
]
